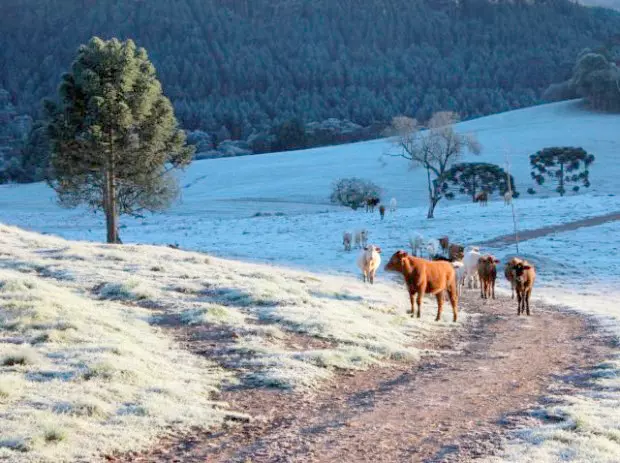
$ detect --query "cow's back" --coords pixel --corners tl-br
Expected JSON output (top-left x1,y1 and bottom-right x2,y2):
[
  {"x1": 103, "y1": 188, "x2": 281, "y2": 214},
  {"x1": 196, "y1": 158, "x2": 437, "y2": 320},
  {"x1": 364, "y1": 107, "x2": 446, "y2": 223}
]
[{"x1": 423, "y1": 260, "x2": 454, "y2": 294}]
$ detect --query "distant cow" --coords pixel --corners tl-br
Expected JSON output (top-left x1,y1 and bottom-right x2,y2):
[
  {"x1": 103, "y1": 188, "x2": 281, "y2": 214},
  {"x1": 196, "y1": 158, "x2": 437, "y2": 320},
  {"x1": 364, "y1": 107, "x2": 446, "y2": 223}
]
[
  {"x1": 512, "y1": 260, "x2": 536, "y2": 316},
  {"x1": 438, "y1": 236, "x2": 450, "y2": 256},
  {"x1": 425, "y1": 238, "x2": 441, "y2": 259},
  {"x1": 448, "y1": 244, "x2": 465, "y2": 262},
  {"x1": 478, "y1": 255, "x2": 500, "y2": 299},
  {"x1": 379, "y1": 205, "x2": 386, "y2": 220},
  {"x1": 452, "y1": 261, "x2": 466, "y2": 296},
  {"x1": 409, "y1": 233, "x2": 425, "y2": 257},
  {"x1": 475, "y1": 192, "x2": 488, "y2": 206},
  {"x1": 504, "y1": 191, "x2": 513, "y2": 205},
  {"x1": 384, "y1": 251, "x2": 459, "y2": 322},
  {"x1": 462, "y1": 246, "x2": 481, "y2": 291},
  {"x1": 389, "y1": 197, "x2": 397, "y2": 212},
  {"x1": 357, "y1": 245, "x2": 382, "y2": 284},
  {"x1": 354, "y1": 229, "x2": 368, "y2": 249},
  {"x1": 366, "y1": 197, "x2": 380, "y2": 212},
  {"x1": 343, "y1": 232, "x2": 353, "y2": 251}
]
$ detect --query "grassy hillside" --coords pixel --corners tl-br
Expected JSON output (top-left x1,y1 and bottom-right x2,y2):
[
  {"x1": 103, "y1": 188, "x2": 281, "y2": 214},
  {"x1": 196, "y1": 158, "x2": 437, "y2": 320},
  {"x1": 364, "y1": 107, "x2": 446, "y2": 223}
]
[
  {"x1": 1, "y1": 0, "x2": 620, "y2": 138},
  {"x1": 0, "y1": 224, "x2": 456, "y2": 461}
]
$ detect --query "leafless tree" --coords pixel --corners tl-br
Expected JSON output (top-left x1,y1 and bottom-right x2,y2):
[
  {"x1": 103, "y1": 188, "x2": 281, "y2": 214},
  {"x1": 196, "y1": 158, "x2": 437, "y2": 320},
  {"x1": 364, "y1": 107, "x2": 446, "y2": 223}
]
[{"x1": 386, "y1": 111, "x2": 481, "y2": 218}]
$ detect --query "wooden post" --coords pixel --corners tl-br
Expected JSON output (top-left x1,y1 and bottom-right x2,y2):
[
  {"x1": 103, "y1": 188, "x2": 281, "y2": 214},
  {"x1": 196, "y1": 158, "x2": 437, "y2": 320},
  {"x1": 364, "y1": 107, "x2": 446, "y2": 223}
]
[{"x1": 505, "y1": 157, "x2": 520, "y2": 255}]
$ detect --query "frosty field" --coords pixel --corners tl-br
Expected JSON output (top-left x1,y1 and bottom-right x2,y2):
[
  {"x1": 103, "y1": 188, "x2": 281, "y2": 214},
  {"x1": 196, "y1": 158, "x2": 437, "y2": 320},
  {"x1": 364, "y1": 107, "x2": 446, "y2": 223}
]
[{"x1": 0, "y1": 100, "x2": 619, "y2": 461}]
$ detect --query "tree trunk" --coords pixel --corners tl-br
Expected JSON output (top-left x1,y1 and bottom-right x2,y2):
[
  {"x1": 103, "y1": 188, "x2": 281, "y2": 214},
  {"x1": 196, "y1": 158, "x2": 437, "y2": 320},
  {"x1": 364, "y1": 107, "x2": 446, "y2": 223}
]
[
  {"x1": 559, "y1": 161, "x2": 565, "y2": 197},
  {"x1": 427, "y1": 195, "x2": 440, "y2": 219},
  {"x1": 426, "y1": 167, "x2": 435, "y2": 219},
  {"x1": 104, "y1": 129, "x2": 120, "y2": 244},
  {"x1": 104, "y1": 168, "x2": 119, "y2": 244}
]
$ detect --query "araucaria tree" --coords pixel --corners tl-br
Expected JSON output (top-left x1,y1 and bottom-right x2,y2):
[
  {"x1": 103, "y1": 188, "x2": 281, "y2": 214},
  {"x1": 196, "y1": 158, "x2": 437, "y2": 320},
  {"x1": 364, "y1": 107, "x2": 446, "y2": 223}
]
[
  {"x1": 388, "y1": 112, "x2": 481, "y2": 218},
  {"x1": 46, "y1": 37, "x2": 194, "y2": 243},
  {"x1": 438, "y1": 162, "x2": 518, "y2": 202},
  {"x1": 529, "y1": 147, "x2": 595, "y2": 196}
]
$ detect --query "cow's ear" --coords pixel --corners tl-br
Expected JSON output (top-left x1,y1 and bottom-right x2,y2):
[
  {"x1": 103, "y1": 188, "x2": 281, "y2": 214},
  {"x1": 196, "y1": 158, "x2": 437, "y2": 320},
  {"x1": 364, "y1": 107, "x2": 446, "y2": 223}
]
[
  {"x1": 363, "y1": 246, "x2": 368, "y2": 251},
  {"x1": 523, "y1": 265, "x2": 531, "y2": 270},
  {"x1": 376, "y1": 247, "x2": 382, "y2": 253},
  {"x1": 494, "y1": 259, "x2": 500, "y2": 263}
]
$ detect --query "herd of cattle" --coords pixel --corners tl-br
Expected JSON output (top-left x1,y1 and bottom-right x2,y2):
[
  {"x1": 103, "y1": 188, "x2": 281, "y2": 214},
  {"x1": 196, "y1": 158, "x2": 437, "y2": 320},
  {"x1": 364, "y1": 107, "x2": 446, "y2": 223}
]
[{"x1": 344, "y1": 198, "x2": 535, "y2": 322}]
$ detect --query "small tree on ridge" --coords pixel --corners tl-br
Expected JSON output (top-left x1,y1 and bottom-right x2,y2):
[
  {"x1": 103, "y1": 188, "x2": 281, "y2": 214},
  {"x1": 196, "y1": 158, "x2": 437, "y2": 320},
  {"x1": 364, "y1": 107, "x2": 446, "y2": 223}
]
[
  {"x1": 438, "y1": 162, "x2": 518, "y2": 202},
  {"x1": 528, "y1": 147, "x2": 595, "y2": 196}
]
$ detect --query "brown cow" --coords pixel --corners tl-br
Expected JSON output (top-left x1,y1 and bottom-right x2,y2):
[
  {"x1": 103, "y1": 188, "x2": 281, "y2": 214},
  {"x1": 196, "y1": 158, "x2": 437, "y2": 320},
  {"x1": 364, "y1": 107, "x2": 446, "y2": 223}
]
[
  {"x1": 379, "y1": 205, "x2": 386, "y2": 220},
  {"x1": 504, "y1": 257, "x2": 523, "y2": 299},
  {"x1": 384, "y1": 251, "x2": 458, "y2": 322},
  {"x1": 475, "y1": 191, "x2": 488, "y2": 206},
  {"x1": 478, "y1": 255, "x2": 500, "y2": 299},
  {"x1": 513, "y1": 260, "x2": 536, "y2": 316},
  {"x1": 366, "y1": 197, "x2": 380, "y2": 212},
  {"x1": 448, "y1": 243, "x2": 465, "y2": 262}
]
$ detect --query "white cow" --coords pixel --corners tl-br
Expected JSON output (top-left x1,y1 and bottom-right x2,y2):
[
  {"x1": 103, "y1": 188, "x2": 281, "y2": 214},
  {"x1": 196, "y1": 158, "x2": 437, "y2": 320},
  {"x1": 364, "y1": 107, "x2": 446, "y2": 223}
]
[
  {"x1": 354, "y1": 229, "x2": 369, "y2": 249},
  {"x1": 462, "y1": 246, "x2": 482, "y2": 291},
  {"x1": 389, "y1": 197, "x2": 397, "y2": 212},
  {"x1": 357, "y1": 245, "x2": 382, "y2": 284},
  {"x1": 409, "y1": 233, "x2": 425, "y2": 257}
]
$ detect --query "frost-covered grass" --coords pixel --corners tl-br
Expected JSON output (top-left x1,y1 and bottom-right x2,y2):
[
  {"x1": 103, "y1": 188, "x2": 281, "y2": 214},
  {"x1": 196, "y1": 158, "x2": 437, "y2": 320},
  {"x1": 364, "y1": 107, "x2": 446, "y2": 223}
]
[
  {"x1": 0, "y1": 223, "x2": 460, "y2": 460},
  {"x1": 0, "y1": 230, "x2": 239, "y2": 462}
]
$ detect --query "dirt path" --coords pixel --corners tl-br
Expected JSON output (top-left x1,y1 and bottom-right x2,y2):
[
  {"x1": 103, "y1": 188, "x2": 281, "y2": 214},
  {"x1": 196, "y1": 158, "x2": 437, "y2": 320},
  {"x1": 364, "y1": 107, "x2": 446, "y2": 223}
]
[
  {"x1": 121, "y1": 291, "x2": 613, "y2": 463},
  {"x1": 479, "y1": 211, "x2": 620, "y2": 248},
  {"x1": 113, "y1": 212, "x2": 619, "y2": 463}
]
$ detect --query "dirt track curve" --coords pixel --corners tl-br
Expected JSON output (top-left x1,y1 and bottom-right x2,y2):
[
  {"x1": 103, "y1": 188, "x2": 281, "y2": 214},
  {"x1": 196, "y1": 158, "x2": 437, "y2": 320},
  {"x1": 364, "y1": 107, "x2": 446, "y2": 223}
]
[
  {"x1": 479, "y1": 210, "x2": 620, "y2": 248},
  {"x1": 112, "y1": 212, "x2": 619, "y2": 463}
]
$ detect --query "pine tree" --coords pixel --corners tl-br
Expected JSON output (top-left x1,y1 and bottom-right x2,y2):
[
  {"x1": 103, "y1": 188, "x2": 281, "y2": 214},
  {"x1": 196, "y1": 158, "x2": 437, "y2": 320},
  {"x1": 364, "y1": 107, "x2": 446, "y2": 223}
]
[
  {"x1": 439, "y1": 162, "x2": 518, "y2": 202},
  {"x1": 46, "y1": 37, "x2": 194, "y2": 243},
  {"x1": 528, "y1": 147, "x2": 595, "y2": 197}
]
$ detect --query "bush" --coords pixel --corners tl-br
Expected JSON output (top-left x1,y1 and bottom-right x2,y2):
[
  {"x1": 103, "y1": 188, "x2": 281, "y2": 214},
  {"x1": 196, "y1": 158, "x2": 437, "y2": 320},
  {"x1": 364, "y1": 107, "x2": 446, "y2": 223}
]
[{"x1": 330, "y1": 178, "x2": 382, "y2": 210}]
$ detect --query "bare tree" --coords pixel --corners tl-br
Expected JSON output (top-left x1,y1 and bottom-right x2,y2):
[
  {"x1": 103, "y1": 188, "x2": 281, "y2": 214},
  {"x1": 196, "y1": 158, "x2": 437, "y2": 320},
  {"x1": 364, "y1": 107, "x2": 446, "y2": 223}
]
[{"x1": 386, "y1": 112, "x2": 481, "y2": 218}]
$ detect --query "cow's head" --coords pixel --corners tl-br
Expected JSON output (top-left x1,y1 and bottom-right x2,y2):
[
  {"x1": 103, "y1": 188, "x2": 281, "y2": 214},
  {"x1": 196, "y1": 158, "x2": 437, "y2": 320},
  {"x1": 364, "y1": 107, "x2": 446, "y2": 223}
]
[
  {"x1": 479, "y1": 255, "x2": 500, "y2": 267},
  {"x1": 364, "y1": 245, "x2": 382, "y2": 254},
  {"x1": 385, "y1": 250, "x2": 408, "y2": 272},
  {"x1": 513, "y1": 262, "x2": 532, "y2": 283}
]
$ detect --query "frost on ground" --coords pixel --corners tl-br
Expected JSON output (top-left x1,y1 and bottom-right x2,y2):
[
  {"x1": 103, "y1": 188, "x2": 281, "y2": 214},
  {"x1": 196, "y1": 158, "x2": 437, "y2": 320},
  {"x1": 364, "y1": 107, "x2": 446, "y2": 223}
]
[
  {"x1": 0, "y1": 192, "x2": 617, "y2": 279},
  {"x1": 0, "y1": 224, "x2": 459, "y2": 462},
  {"x1": 481, "y1": 221, "x2": 620, "y2": 463}
]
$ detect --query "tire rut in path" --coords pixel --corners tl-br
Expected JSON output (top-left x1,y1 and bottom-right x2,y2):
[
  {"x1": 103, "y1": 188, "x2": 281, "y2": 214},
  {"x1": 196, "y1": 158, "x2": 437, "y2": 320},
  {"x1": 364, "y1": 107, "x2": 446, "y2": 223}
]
[
  {"x1": 479, "y1": 210, "x2": 620, "y2": 249},
  {"x1": 124, "y1": 291, "x2": 614, "y2": 463}
]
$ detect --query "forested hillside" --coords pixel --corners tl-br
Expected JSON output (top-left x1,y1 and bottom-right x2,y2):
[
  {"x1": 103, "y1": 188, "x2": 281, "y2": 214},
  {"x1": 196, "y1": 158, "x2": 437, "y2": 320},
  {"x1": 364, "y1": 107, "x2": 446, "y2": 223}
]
[{"x1": 1, "y1": 0, "x2": 620, "y2": 145}]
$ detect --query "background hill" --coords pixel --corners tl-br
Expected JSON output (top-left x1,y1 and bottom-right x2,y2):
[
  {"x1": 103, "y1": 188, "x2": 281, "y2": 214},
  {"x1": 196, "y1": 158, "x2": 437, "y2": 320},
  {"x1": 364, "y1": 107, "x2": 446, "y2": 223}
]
[
  {"x1": 1, "y1": 0, "x2": 620, "y2": 141},
  {"x1": 576, "y1": 0, "x2": 620, "y2": 10},
  {"x1": 0, "y1": 100, "x2": 618, "y2": 230}
]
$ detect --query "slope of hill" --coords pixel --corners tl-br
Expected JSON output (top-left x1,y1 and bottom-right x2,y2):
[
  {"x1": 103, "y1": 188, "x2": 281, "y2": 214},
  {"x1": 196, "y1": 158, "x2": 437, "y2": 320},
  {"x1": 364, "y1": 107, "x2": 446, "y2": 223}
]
[
  {"x1": 0, "y1": 224, "x2": 457, "y2": 462},
  {"x1": 576, "y1": 0, "x2": 620, "y2": 10},
  {"x1": 0, "y1": 100, "x2": 618, "y2": 232},
  {"x1": 1, "y1": 0, "x2": 620, "y2": 137}
]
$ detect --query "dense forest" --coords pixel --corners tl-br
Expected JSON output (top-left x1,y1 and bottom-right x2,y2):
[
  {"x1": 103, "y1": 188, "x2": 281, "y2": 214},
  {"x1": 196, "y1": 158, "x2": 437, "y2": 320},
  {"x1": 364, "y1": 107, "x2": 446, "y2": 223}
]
[{"x1": 1, "y1": 0, "x2": 620, "y2": 180}]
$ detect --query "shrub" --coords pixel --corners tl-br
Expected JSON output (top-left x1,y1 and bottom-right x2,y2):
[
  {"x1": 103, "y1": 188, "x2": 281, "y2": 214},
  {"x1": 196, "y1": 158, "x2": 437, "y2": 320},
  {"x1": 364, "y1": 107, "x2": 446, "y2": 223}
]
[{"x1": 330, "y1": 178, "x2": 382, "y2": 210}]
